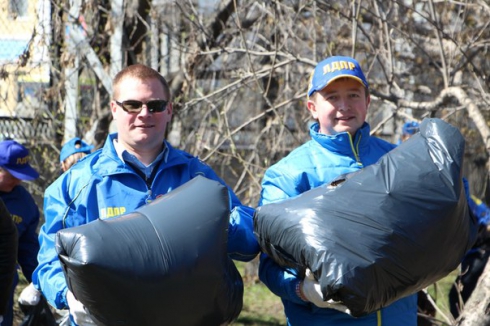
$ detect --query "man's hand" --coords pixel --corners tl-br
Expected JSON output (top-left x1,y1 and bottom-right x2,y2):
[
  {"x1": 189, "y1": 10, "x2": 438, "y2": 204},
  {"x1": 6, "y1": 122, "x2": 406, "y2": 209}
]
[
  {"x1": 66, "y1": 291, "x2": 97, "y2": 325},
  {"x1": 18, "y1": 283, "x2": 41, "y2": 306},
  {"x1": 300, "y1": 269, "x2": 351, "y2": 314}
]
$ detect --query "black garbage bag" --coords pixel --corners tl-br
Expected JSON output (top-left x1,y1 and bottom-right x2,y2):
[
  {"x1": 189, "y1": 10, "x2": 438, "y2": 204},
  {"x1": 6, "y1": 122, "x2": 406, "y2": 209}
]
[
  {"x1": 56, "y1": 176, "x2": 243, "y2": 326},
  {"x1": 19, "y1": 296, "x2": 58, "y2": 326},
  {"x1": 254, "y1": 118, "x2": 478, "y2": 317},
  {"x1": 0, "y1": 198, "x2": 18, "y2": 315}
]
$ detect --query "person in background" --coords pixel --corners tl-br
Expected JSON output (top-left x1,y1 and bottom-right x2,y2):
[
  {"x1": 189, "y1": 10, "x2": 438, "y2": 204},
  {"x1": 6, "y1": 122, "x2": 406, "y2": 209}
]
[
  {"x1": 59, "y1": 137, "x2": 94, "y2": 172},
  {"x1": 0, "y1": 140, "x2": 41, "y2": 326},
  {"x1": 17, "y1": 137, "x2": 93, "y2": 325},
  {"x1": 448, "y1": 178, "x2": 490, "y2": 319},
  {"x1": 258, "y1": 56, "x2": 418, "y2": 325},
  {"x1": 398, "y1": 120, "x2": 420, "y2": 144},
  {"x1": 0, "y1": 198, "x2": 18, "y2": 326},
  {"x1": 34, "y1": 63, "x2": 260, "y2": 326}
]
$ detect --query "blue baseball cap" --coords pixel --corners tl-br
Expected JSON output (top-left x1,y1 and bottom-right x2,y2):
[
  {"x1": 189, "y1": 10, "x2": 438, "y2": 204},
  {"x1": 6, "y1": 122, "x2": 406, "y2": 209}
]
[
  {"x1": 60, "y1": 137, "x2": 94, "y2": 162},
  {"x1": 402, "y1": 121, "x2": 420, "y2": 136},
  {"x1": 0, "y1": 140, "x2": 39, "y2": 181},
  {"x1": 307, "y1": 56, "x2": 369, "y2": 97}
]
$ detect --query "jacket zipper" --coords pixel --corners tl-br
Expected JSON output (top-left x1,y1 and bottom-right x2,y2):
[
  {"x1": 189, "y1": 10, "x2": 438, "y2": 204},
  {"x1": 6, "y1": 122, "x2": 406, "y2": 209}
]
[{"x1": 348, "y1": 134, "x2": 362, "y2": 165}]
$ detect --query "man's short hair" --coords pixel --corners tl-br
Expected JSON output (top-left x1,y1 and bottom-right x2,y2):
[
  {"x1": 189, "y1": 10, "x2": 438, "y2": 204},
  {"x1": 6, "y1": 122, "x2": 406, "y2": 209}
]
[{"x1": 113, "y1": 64, "x2": 171, "y2": 100}]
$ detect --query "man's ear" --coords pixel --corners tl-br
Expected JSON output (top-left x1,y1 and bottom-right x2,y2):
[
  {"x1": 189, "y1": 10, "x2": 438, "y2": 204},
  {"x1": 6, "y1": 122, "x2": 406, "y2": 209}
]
[
  {"x1": 307, "y1": 98, "x2": 318, "y2": 120},
  {"x1": 110, "y1": 100, "x2": 117, "y2": 113},
  {"x1": 110, "y1": 101, "x2": 119, "y2": 120}
]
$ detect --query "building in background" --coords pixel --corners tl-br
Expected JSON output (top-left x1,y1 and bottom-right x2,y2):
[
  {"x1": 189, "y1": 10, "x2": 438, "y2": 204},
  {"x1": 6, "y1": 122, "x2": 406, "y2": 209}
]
[
  {"x1": 0, "y1": 0, "x2": 50, "y2": 118},
  {"x1": 0, "y1": 0, "x2": 51, "y2": 142}
]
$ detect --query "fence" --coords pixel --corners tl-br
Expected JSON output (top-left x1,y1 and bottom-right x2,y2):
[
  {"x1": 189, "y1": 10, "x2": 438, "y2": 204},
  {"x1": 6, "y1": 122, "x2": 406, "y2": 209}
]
[{"x1": 0, "y1": 116, "x2": 54, "y2": 143}]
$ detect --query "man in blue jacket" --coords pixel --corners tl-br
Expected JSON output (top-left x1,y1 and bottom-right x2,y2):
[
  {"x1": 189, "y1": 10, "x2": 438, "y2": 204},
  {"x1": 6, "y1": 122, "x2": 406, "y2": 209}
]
[
  {"x1": 34, "y1": 64, "x2": 260, "y2": 325},
  {"x1": 258, "y1": 56, "x2": 417, "y2": 325},
  {"x1": 0, "y1": 140, "x2": 41, "y2": 326},
  {"x1": 398, "y1": 121, "x2": 420, "y2": 144}
]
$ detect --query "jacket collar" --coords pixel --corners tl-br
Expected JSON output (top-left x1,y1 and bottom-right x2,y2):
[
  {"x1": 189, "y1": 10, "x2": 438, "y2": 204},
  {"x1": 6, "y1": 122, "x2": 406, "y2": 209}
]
[
  {"x1": 309, "y1": 122, "x2": 371, "y2": 154},
  {"x1": 98, "y1": 133, "x2": 192, "y2": 174}
]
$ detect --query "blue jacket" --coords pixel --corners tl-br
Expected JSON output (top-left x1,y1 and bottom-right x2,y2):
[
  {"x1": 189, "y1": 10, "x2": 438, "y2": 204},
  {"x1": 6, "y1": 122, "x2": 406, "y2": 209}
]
[
  {"x1": 470, "y1": 196, "x2": 490, "y2": 225},
  {"x1": 35, "y1": 133, "x2": 259, "y2": 310},
  {"x1": 463, "y1": 178, "x2": 490, "y2": 226},
  {"x1": 258, "y1": 122, "x2": 418, "y2": 326}
]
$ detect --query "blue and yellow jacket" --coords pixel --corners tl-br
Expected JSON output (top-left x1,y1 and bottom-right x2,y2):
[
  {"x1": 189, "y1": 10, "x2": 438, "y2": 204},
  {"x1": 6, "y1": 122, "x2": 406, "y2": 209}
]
[
  {"x1": 34, "y1": 133, "x2": 259, "y2": 310},
  {"x1": 258, "y1": 122, "x2": 418, "y2": 326},
  {"x1": 463, "y1": 178, "x2": 490, "y2": 226}
]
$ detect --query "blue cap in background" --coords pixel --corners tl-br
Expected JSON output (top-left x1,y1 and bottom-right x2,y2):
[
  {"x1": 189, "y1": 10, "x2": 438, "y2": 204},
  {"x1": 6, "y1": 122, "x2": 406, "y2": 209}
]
[
  {"x1": 0, "y1": 140, "x2": 39, "y2": 180},
  {"x1": 60, "y1": 137, "x2": 94, "y2": 162},
  {"x1": 402, "y1": 121, "x2": 420, "y2": 136}
]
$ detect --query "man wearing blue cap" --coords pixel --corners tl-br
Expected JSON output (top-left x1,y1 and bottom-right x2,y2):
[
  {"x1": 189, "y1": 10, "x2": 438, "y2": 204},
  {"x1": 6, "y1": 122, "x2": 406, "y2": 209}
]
[
  {"x1": 15, "y1": 136, "x2": 94, "y2": 324},
  {"x1": 0, "y1": 140, "x2": 40, "y2": 326},
  {"x1": 399, "y1": 121, "x2": 420, "y2": 144},
  {"x1": 258, "y1": 56, "x2": 417, "y2": 325},
  {"x1": 59, "y1": 137, "x2": 94, "y2": 172}
]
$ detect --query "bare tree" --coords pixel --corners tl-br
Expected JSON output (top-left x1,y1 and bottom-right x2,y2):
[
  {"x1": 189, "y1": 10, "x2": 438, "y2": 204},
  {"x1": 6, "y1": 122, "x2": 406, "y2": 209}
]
[{"x1": 2, "y1": 0, "x2": 490, "y2": 322}]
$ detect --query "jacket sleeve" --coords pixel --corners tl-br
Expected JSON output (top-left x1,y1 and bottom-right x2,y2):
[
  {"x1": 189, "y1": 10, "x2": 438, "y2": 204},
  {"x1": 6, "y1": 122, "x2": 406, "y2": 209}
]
[
  {"x1": 190, "y1": 158, "x2": 260, "y2": 261},
  {"x1": 258, "y1": 165, "x2": 308, "y2": 303},
  {"x1": 17, "y1": 195, "x2": 40, "y2": 282},
  {"x1": 0, "y1": 198, "x2": 18, "y2": 315},
  {"x1": 259, "y1": 253, "x2": 306, "y2": 304},
  {"x1": 228, "y1": 205, "x2": 260, "y2": 261},
  {"x1": 259, "y1": 165, "x2": 300, "y2": 206},
  {"x1": 34, "y1": 180, "x2": 71, "y2": 310}
]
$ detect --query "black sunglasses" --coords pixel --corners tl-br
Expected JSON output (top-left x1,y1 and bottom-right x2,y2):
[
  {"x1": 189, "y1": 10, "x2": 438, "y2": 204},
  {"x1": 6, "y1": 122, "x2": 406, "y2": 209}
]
[{"x1": 115, "y1": 99, "x2": 168, "y2": 113}]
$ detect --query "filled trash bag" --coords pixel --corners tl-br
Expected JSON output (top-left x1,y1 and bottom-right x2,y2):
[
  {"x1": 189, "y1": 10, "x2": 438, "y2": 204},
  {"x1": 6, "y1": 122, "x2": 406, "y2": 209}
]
[
  {"x1": 0, "y1": 198, "x2": 18, "y2": 315},
  {"x1": 56, "y1": 176, "x2": 243, "y2": 326},
  {"x1": 254, "y1": 118, "x2": 478, "y2": 317},
  {"x1": 19, "y1": 296, "x2": 58, "y2": 326}
]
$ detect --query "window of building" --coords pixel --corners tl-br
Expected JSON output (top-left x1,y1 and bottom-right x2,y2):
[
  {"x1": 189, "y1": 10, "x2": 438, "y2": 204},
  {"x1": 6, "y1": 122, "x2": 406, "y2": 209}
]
[{"x1": 9, "y1": 0, "x2": 28, "y2": 18}]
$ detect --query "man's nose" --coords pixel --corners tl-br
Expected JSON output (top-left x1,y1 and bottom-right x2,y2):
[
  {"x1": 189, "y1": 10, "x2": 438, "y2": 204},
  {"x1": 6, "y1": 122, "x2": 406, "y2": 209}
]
[
  {"x1": 138, "y1": 104, "x2": 151, "y2": 115},
  {"x1": 337, "y1": 98, "x2": 348, "y2": 111}
]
